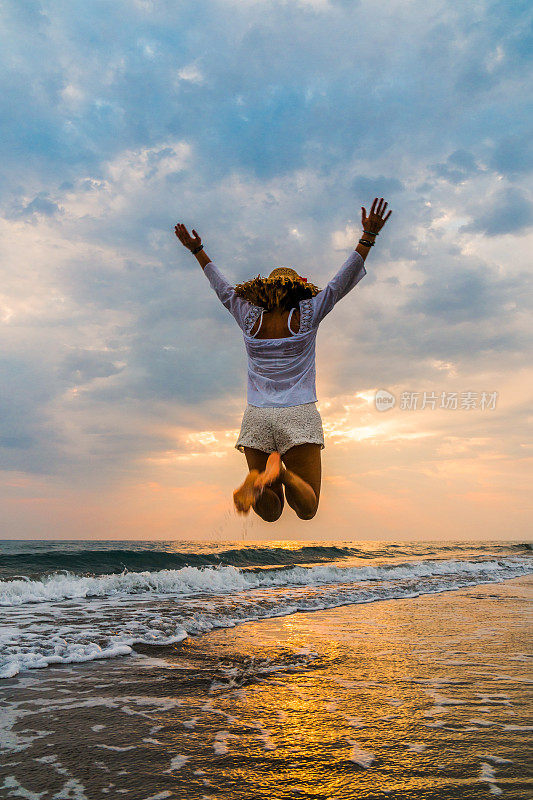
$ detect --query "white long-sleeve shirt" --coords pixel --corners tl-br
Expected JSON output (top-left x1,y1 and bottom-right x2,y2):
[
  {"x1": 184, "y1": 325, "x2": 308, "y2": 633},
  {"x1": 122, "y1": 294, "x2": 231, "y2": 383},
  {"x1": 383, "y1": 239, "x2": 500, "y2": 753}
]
[{"x1": 203, "y1": 250, "x2": 367, "y2": 407}]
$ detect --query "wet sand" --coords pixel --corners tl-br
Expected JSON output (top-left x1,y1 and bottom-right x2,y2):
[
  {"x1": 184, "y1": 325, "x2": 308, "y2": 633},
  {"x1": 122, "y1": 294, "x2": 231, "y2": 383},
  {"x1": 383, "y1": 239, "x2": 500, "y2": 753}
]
[{"x1": 1, "y1": 577, "x2": 531, "y2": 799}]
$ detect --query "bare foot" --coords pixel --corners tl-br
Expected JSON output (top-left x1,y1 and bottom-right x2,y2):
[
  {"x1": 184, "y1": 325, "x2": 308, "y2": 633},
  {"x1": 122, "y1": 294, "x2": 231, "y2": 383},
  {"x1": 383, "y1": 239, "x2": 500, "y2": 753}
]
[
  {"x1": 233, "y1": 469, "x2": 261, "y2": 515},
  {"x1": 254, "y1": 452, "x2": 285, "y2": 492}
]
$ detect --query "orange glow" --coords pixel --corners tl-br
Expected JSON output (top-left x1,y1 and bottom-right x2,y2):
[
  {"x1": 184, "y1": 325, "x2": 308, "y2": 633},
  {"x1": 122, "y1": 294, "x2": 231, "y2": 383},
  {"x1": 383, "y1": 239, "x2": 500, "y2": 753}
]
[{"x1": 1, "y1": 368, "x2": 531, "y2": 539}]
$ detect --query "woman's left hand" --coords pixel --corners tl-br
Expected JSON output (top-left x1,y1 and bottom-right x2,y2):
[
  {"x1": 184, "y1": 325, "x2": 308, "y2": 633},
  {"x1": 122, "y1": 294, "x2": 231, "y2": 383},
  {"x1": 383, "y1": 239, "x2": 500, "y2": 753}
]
[
  {"x1": 361, "y1": 198, "x2": 392, "y2": 234},
  {"x1": 174, "y1": 222, "x2": 202, "y2": 252}
]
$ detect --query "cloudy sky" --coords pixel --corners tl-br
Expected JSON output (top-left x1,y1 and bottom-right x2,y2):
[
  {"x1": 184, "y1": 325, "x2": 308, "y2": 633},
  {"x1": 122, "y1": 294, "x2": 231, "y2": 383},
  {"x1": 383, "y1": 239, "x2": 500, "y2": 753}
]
[{"x1": 1, "y1": 0, "x2": 531, "y2": 540}]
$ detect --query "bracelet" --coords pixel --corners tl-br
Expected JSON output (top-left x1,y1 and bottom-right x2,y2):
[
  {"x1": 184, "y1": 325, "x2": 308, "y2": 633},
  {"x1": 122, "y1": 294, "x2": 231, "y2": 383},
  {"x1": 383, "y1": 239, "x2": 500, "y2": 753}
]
[
  {"x1": 359, "y1": 238, "x2": 375, "y2": 247},
  {"x1": 191, "y1": 244, "x2": 204, "y2": 255},
  {"x1": 363, "y1": 229, "x2": 378, "y2": 236}
]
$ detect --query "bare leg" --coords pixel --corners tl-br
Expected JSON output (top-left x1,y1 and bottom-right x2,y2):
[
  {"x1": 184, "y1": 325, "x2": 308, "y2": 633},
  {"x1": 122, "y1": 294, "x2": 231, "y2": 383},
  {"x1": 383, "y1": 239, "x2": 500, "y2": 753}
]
[
  {"x1": 237, "y1": 448, "x2": 284, "y2": 522},
  {"x1": 254, "y1": 451, "x2": 284, "y2": 492},
  {"x1": 281, "y1": 466, "x2": 317, "y2": 519},
  {"x1": 233, "y1": 469, "x2": 261, "y2": 515},
  {"x1": 254, "y1": 447, "x2": 320, "y2": 521},
  {"x1": 281, "y1": 444, "x2": 322, "y2": 520},
  {"x1": 253, "y1": 486, "x2": 283, "y2": 522}
]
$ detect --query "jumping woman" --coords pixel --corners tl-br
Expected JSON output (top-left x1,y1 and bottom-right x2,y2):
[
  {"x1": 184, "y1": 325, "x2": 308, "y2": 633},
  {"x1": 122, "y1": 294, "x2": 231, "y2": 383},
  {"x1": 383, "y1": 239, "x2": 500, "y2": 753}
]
[{"x1": 174, "y1": 197, "x2": 392, "y2": 522}]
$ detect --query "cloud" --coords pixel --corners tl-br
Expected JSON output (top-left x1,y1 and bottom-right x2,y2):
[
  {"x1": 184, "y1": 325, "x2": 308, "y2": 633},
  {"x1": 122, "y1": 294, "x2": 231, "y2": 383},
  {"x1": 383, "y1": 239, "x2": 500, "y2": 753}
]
[
  {"x1": 429, "y1": 150, "x2": 481, "y2": 185},
  {"x1": 351, "y1": 175, "x2": 404, "y2": 198},
  {"x1": 176, "y1": 63, "x2": 205, "y2": 85},
  {"x1": 12, "y1": 192, "x2": 63, "y2": 220},
  {"x1": 403, "y1": 260, "x2": 522, "y2": 323},
  {"x1": 0, "y1": 357, "x2": 64, "y2": 474},
  {"x1": 0, "y1": 0, "x2": 531, "y2": 538},
  {"x1": 460, "y1": 187, "x2": 533, "y2": 236},
  {"x1": 58, "y1": 350, "x2": 124, "y2": 384},
  {"x1": 489, "y1": 133, "x2": 533, "y2": 178}
]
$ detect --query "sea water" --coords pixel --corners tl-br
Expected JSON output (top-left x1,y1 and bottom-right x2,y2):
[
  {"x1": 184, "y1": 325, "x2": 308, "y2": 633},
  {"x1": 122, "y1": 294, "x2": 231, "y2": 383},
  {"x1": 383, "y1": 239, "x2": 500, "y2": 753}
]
[{"x1": 1, "y1": 539, "x2": 532, "y2": 679}]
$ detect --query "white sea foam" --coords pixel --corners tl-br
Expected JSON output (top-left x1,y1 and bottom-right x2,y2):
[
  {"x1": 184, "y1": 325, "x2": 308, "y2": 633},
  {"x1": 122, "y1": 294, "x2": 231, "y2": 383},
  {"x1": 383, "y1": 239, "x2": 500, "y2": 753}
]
[
  {"x1": 347, "y1": 740, "x2": 374, "y2": 767},
  {"x1": 213, "y1": 730, "x2": 238, "y2": 755},
  {"x1": 345, "y1": 716, "x2": 365, "y2": 728},
  {"x1": 1, "y1": 776, "x2": 46, "y2": 799},
  {"x1": 97, "y1": 744, "x2": 136, "y2": 751},
  {"x1": 501, "y1": 724, "x2": 533, "y2": 730},
  {"x1": 0, "y1": 643, "x2": 133, "y2": 679},
  {"x1": 478, "y1": 754, "x2": 513, "y2": 764},
  {"x1": 165, "y1": 755, "x2": 189, "y2": 772},
  {"x1": 254, "y1": 723, "x2": 276, "y2": 751},
  {"x1": 479, "y1": 762, "x2": 503, "y2": 794},
  {"x1": 1, "y1": 557, "x2": 529, "y2": 607},
  {"x1": 1, "y1": 556, "x2": 531, "y2": 678},
  {"x1": 407, "y1": 742, "x2": 427, "y2": 753}
]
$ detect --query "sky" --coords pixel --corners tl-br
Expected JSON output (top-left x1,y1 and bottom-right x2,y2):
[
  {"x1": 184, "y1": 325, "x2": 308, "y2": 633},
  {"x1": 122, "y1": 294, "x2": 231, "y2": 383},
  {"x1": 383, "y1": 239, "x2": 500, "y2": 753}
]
[{"x1": 0, "y1": 0, "x2": 531, "y2": 541}]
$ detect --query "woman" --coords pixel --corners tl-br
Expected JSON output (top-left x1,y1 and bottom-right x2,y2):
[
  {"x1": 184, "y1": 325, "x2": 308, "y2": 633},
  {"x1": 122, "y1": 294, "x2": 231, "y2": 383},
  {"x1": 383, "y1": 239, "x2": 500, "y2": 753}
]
[{"x1": 174, "y1": 197, "x2": 392, "y2": 522}]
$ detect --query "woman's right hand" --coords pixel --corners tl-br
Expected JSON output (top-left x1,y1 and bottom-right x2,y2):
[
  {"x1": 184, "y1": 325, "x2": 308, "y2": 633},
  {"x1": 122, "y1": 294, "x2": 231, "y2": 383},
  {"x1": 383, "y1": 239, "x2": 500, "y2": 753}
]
[
  {"x1": 361, "y1": 197, "x2": 392, "y2": 234},
  {"x1": 174, "y1": 222, "x2": 202, "y2": 252}
]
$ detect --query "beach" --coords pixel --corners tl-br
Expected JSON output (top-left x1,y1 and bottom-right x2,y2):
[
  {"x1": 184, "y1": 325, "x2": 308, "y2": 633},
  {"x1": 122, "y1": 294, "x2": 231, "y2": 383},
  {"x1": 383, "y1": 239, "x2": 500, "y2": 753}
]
[{"x1": 1, "y1": 540, "x2": 531, "y2": 799}]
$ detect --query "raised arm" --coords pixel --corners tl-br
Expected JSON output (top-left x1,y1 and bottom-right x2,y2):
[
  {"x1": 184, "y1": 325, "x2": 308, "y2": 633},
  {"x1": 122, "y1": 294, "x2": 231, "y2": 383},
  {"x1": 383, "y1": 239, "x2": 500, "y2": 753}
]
[
  {"x1": 309, "y1": 250, "x2": 367, "y2": 326},
  {"x1": 310, "y1": 197, "x2": 392, "y2": 326},
  {"x1": 174, "y1": 223, "x2": 253, "y2": 331}
]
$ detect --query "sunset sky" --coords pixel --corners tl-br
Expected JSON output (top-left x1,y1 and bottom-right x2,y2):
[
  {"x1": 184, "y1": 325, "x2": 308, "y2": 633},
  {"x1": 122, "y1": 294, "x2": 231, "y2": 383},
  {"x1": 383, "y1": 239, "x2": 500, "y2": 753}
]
[{"x1": 1, "y1": 0, "x2": 531, "y2": 540}]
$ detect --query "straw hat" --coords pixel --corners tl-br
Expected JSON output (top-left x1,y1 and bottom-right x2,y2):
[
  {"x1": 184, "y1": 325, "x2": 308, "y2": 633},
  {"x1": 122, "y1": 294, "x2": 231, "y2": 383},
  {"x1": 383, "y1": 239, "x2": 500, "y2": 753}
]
[
  {"x1": 266, "y1": 267, "x2": 306, "y2": 282},
  {"x1": 234, "y1": 267, "x2": 321, "y2": 304},
  {"x1": 264, "y1": 266, "x2": 320, "y2": 291}
]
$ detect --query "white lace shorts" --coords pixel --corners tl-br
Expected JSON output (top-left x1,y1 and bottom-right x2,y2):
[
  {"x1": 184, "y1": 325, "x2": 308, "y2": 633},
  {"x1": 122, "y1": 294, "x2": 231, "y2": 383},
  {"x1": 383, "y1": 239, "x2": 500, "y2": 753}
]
[{"x1": 235, "y1": 402, "x2": 325, "y2": 456}]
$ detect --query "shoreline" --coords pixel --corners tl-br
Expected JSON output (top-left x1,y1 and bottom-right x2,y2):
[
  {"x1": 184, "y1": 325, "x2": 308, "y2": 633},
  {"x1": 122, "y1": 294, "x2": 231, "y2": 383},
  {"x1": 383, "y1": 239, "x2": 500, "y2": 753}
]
[
  {"x1": 2, "y1": 561, "x2": 532, "y2": 678},
  {"x1": 1, "y1": 576, "x2": 531, "y2": 799}
]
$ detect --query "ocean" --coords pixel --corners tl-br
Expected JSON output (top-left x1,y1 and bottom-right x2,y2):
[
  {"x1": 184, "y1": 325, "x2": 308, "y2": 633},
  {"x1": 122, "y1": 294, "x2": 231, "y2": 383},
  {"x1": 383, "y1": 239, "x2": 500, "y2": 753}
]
[
  {"x1": 1, "y1": 540, "x2": 532, "y2": 799},
  {"x1": 1, "y1": 539, "x2": 531, "y2": 679}
]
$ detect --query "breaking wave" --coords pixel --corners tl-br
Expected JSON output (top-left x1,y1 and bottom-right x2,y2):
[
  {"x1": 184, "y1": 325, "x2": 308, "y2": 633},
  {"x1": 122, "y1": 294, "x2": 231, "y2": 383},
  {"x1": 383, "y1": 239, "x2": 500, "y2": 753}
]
[
  {"x1": 1, "y1": 557, "x2": 531, "y2": 607},
  {"x1": 1, "y1": 553, "x2": 532, "y2": 678}
]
